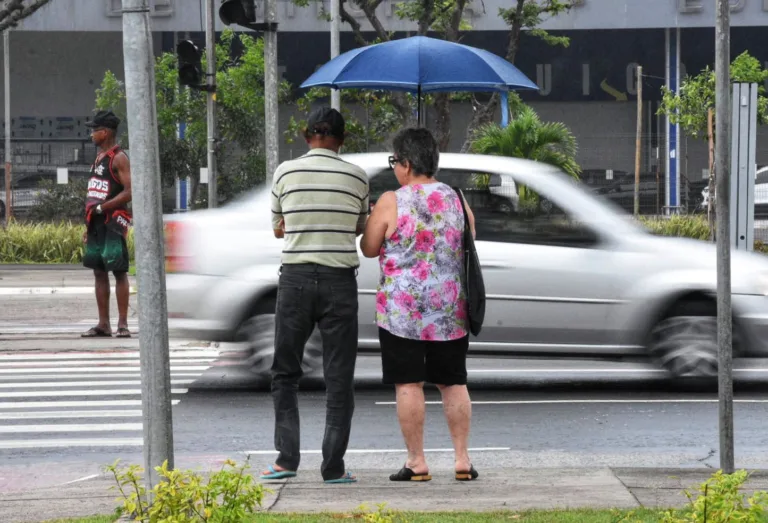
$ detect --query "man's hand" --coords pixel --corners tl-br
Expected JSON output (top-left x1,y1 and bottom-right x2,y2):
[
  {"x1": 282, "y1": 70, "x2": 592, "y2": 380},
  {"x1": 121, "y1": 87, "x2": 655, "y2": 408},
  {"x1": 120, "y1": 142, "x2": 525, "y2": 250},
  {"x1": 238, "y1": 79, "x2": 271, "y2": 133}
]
[{"x1": 82, "y1": 231, "x2": 87, "y2": 245}]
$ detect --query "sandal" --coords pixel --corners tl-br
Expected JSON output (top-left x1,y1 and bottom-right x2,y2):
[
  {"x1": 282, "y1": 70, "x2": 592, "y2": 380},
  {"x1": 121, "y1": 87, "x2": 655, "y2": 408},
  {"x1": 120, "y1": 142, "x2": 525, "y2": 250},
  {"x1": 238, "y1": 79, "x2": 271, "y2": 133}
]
[
  {"x1": 81, "y1": 326, "x2": 112, "y2": 338},
  {"x1": 390, "y1": 465, "x2": 432, "y2": 482},
  {"x1": 259, "y1": 464, "x2": 297, "y2": 480},
  {"x1": 455, "y1": 465, "x2": 479, "y2": 481},
  {"x1": 116, "y1": 327, "x2": 132, "y2": 338},
  {"x1": 325, "y1": 471, "x2": 357, "y2": 484}
]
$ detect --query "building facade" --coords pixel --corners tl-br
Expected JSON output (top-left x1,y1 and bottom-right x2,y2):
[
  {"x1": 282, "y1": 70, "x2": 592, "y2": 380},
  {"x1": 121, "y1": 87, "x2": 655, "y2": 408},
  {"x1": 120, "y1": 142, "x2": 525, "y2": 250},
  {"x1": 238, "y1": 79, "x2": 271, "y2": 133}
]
[{"x1": 2, "y1": 0, "x2": 768, "y2": 213}]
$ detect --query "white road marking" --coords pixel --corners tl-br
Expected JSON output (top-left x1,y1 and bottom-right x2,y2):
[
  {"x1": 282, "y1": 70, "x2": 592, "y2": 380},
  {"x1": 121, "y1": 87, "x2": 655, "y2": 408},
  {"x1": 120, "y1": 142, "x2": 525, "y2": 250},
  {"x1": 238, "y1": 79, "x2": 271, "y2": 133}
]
[
  {"x1": 0, "y1": 373, "x2": 203, "y2": 380},
  {"x1": 0, "y1": 351, "x2": 220, "y2": 361},
  {"x1": 375, "y1": 399, "x2": 768, "y2": 405},
  {"x1": 0, "y1": 380, "x2": 195, "y2": 388},
  {"x1": 0, "y1": 366, "x2": 211, "y2": 374},
  {"x1": 0, "y1": 388, "x2": 188, "y2": 398},
  {"x1": 0, "y1": 438, "x2": 143, "y2": 449},
  {"x1": 4, "y1": 359, "x2": 216, "y2": 366},
  {"x1": 245, "y1": 447, "x2": 510, "y2": 455},
  {"x1": 0, "y1": 400, "x2": 180, "y2": 409},
  {"x1": 0, "y1": 423, "x2": 142, "y2": 433},
  {"x1": 59, "y1": 474, "x2": 100, "y2": 486},
  {"x1": 0, "y1": 410, "x2": 142, "y2": 420},
  {"x1": 0, "y1": 287, "x2": 101, "y2": 295}
]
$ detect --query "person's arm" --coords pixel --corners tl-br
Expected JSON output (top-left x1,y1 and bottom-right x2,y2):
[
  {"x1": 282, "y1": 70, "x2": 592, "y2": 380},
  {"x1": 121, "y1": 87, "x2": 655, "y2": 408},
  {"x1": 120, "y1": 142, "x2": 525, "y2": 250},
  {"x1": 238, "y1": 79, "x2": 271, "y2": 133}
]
[
  {"x1": 101, "y1": 152, "x2": 132, "y2": 213},
  {"x1": 356, "y1": 183, "x2": 370, "y2": 237},
  {"x1": 271, "y1": 172, "x2": 285, "y2": 239},
  {"x1": 458, "y1": 191, "x2": 477, "y2": 240},
  {"x1": 360, "y1": 191, "x2": 395, "y2": 258}
]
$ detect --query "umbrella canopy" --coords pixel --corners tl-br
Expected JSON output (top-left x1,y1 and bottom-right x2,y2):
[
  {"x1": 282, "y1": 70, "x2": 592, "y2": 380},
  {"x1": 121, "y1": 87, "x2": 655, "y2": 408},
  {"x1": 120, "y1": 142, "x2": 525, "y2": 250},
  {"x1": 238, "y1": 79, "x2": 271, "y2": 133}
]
[{"x1": 300, "y1": 35, "x2": 538, "y2": 94}]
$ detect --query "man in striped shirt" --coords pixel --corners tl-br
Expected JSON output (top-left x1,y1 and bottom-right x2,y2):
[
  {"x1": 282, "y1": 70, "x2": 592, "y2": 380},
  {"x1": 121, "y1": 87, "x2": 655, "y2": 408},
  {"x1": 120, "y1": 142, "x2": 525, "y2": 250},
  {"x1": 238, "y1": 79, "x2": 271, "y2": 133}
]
[{"x1": 263, "y1": 107, "x2": 368, "y2": 484}]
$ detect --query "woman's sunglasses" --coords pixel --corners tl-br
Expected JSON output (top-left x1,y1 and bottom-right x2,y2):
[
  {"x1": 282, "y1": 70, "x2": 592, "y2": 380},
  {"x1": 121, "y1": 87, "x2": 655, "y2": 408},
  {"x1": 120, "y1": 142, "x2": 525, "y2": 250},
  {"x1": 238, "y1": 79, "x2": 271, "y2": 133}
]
[{"x1": 388, "y1": 155, "x2": 404, "y2": 169}]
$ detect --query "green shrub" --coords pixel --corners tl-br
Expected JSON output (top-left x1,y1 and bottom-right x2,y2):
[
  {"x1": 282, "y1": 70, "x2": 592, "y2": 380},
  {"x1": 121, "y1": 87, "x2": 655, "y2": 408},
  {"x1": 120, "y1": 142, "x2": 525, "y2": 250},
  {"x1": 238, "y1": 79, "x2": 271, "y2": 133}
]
[
  {"x1": 0, "y1": 220, "x2": 135, "y2": 264},
  {"x1": 638, "y1": 215, "x2": 712, "y2": 241},
  {"x1": 106, "y1": 458, "x2": 267, "y2": 522},
  {"x1": 27, "y1": 178, "x2": 89, "y2": 222},
  {"x1": 659, "y1": 469, "x2": 768, "y2": 523}
]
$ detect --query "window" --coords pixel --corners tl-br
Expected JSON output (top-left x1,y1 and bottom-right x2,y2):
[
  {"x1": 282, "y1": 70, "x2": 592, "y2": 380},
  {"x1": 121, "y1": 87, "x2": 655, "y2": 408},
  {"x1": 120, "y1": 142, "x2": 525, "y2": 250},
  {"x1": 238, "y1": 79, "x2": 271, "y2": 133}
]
[
  {"x1": 368, "y1": 169, "x2": 400, "y2": 204},
  {"x1": 438, "y1": 169, "x2": 598, "y2": 248}
]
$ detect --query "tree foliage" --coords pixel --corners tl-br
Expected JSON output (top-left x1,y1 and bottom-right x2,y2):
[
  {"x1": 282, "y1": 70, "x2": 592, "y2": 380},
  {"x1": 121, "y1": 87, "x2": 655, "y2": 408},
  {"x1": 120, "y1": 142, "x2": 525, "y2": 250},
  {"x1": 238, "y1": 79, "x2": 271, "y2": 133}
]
[
  {"x1": 0, "y1": 0, "x2": 51, "y2": 32},
  {"x1": 95, "y1": 29, "x2": 291, "y2": 209},
  {"x1": 658, "y1": 51, "x2": 768, "y2": 141},
  {"x1": 289, "y1": 0, "x2": 574, "y2": 152},
  {"x1": 469, "y1": 104, "x2": 581, "y2": 180}
]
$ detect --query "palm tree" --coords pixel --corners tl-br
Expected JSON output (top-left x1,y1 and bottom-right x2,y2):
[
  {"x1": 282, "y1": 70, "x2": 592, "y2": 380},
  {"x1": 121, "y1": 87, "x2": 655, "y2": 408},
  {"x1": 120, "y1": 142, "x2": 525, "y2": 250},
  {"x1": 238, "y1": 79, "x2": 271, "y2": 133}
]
[{"x1": 469, "y1": 105, "x2": 581, "y2": 181}]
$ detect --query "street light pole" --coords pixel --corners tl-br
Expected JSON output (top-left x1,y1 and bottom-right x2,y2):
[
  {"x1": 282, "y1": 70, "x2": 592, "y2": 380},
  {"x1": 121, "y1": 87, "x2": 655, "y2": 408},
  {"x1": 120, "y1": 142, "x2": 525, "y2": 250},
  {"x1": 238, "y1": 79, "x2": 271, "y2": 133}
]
[
  {"x1": 330, "y1": 0, "x2": 340, "y2": 111},
  {"x1": 4, "y1": 29, "x2": 11, "y2": 224},
  {"x1": 121, "y1": 0, "x2": 174, "y2": 490},
  {"x1": 264, "y1": 0, "x2": 279, "y2": 185},
  {"x1": 714, "y1": 0, "x2": 734, "y2": 474},
  {"x1": 205, "y1": 0, "x2": 218, "y2": 208}
]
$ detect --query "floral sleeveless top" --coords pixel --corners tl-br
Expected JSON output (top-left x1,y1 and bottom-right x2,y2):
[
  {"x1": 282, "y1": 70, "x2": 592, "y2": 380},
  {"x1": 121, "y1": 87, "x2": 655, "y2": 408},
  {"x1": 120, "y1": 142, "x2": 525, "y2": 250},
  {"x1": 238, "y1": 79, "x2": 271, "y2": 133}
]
[{"x1": 376, "y1": 182, "x2": 468, "y2": 341}]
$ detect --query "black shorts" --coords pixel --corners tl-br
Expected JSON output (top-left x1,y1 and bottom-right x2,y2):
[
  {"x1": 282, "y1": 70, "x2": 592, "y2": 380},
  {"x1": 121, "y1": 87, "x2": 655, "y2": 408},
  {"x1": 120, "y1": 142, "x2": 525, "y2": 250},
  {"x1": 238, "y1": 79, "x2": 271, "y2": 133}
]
[
  {"x1": 83, "y1": 219, "x2": 130, "y2": 274},
  {"x1": 379, "y1": 327, "x2": 469, "y2": 386}
]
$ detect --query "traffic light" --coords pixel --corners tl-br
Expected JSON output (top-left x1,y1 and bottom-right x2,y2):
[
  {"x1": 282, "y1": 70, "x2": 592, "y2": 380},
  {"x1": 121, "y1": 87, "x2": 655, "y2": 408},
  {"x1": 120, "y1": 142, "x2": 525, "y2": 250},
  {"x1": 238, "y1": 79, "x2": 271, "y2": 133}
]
[
  {"x1": 219, "y1": 0, "x2": 277, "y2": 31},
  {"x1": 219, "y1": 0, "x2": 256, "y2": 26},
  {"x1": 176, "y1": 40, "x2": 203, "y2": 88}
]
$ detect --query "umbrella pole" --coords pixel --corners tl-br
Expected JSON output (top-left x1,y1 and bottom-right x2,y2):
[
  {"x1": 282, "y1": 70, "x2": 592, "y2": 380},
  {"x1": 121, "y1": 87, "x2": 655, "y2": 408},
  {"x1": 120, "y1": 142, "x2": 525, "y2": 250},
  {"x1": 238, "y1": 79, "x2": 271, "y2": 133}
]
[{"x1": 417, "y1": 86, "x2": 423, "y2": 127}]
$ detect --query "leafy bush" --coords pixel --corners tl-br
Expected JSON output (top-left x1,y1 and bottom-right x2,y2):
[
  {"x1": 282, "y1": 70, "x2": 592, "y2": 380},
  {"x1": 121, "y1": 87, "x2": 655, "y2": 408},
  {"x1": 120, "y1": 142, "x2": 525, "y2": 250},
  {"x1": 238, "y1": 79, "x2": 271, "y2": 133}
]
[
  {"x1": 106, "y1": 458, "x2": 267, "y2": 523},
  {"x1": 0, "y1": 220, "x2": 135, "y2": 263},
  {"x1": 659, "y1": 469, "x2": 768, "y2": 523},
  {"x1": 27, "y1": 178, "x2": 88, "y2": 222},
  {"x1": 638, "y1": 215, "x2": 712, "y2": 241}
]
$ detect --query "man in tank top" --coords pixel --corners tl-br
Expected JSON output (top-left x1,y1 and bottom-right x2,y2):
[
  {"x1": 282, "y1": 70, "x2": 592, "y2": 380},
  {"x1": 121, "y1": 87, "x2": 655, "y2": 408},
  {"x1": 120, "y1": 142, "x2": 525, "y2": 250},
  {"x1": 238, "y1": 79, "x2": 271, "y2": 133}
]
[{"x1": 81, "y1": 110, "x2": 133, "y2": 339}]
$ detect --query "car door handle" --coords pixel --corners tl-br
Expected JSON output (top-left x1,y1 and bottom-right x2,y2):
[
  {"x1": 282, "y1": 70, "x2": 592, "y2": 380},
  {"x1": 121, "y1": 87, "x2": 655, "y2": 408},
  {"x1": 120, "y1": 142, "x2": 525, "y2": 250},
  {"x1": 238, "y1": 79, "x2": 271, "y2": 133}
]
[{"x1": 481, "y1": 261, "x2": 509, "y2": 269}]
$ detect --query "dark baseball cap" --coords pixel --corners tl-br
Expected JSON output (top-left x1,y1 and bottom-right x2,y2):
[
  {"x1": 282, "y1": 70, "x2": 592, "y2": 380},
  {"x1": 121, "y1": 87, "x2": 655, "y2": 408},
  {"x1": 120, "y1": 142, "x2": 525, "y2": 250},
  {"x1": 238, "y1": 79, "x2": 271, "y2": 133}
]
[
  {"x1": 306, "y1": 106, "x2": 345, "y2": 138},
  {"x1": 86, "y1": 110, "x2": 121, "y2": 130}
]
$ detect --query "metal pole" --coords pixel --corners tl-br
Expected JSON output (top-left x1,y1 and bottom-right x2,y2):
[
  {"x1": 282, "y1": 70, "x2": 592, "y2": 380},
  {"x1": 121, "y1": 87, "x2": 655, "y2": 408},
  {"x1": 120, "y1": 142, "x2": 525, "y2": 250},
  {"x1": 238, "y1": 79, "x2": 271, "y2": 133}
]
[
  {"x1": 330, "y1": 0, "x2": 340, "y2": 111},
  {"x1": 634, "y1": 65, "x2": 642, "y2": 216},
  {"x1": 121, "y1": 0, "x2": 174, "y2": 491},
  {"x1": 715, "y1": 0, "x2": 734, "y2": 474},
  {"x1": 205, "y1": 0, "x2": 217, "y2": 208},
  {"x1": 4, "y1": 29, "x2": 10, "y2": 224},
  {"x1": 264, "y1": 0, "x2": 279, "y2": 185}
]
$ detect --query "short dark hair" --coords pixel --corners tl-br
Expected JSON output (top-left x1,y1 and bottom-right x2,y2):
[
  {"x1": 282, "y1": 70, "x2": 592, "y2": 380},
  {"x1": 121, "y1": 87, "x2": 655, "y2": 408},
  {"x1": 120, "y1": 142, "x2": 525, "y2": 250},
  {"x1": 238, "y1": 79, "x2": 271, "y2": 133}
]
[
  {"x1": 392, "y1": 128, "x2": 439, "y2": 177},
  {"x1": 305, "y1": 106, "x2": 345, "y2": 140}
]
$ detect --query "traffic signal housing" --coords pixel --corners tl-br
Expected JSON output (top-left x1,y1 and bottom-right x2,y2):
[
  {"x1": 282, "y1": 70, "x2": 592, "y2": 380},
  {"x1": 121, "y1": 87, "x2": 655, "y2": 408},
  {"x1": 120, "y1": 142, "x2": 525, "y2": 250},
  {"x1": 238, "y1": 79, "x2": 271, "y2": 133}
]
[
  {"x1": 219, "y1": 0, "x2": 277, "y2": 31},
  {"x1": 176, "y1": 40, "x2": 203, "y2": 88}
]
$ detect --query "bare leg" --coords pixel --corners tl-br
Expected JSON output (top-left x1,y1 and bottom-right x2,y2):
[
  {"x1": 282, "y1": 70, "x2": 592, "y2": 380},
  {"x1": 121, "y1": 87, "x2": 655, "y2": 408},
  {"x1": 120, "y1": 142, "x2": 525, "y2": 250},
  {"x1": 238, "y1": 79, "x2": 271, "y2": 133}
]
[
  {"x1": 114, "y1": 271, "x2": 130, "y2": 329},
  {"x1": 93, "y1": 269, "x2": 111, "y2": 333},
  {"x1": 395, "y1": 382, "x2": 429, "y2": 474},
  {"x1": 436, "y1": 384, "x2": 472, "y2": 472}
]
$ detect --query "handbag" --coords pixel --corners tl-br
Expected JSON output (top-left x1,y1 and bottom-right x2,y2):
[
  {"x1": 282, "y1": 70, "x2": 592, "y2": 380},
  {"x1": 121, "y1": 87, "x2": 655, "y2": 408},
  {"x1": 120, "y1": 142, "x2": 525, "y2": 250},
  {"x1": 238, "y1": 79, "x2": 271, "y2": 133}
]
[{"x1": 452, "y1": 187, "x2": 486, "y2": 337}]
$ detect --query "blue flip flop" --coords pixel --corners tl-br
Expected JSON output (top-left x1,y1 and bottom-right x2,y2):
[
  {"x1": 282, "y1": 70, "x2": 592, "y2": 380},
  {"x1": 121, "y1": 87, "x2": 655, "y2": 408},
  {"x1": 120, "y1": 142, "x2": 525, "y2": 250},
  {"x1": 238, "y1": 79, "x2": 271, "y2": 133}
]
[
  {"x1": 259, "y1": 465, "x2": 297, "y2": 480},
  {"x1": 324, "y1": 471, "x2": 357, "y2": 484}
]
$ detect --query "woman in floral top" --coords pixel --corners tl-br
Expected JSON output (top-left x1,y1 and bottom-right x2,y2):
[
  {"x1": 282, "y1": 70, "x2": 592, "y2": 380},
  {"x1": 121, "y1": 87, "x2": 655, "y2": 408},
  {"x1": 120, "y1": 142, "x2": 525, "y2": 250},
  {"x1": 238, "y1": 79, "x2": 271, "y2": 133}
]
[{"x1": 361, "y1": 128, "x2": 479, "y2": 483}]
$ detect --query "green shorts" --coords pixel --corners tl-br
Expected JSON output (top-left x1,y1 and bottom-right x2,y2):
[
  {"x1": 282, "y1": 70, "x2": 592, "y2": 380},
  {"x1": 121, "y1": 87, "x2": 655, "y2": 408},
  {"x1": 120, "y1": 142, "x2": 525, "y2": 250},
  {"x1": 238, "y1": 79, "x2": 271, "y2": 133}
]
[{"x1": 83, "y1": 219, "x2": 130, "y2": 273}]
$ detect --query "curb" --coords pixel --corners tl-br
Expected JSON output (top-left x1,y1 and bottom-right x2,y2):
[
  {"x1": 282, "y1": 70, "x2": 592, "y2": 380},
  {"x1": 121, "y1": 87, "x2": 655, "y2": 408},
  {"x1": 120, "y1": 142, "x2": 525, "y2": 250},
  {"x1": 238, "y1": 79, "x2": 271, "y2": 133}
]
[{"x1": 0, "y1": 264, "x2": 87, "y2": 271}]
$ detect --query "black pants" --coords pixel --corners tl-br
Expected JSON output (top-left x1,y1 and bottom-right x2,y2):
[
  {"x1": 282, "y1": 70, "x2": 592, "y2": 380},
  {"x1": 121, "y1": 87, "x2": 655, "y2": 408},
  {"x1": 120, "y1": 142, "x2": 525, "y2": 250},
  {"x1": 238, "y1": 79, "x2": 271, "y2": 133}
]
[{"x1": 271, "y1": 263, "x2": 359, "y2": 480}]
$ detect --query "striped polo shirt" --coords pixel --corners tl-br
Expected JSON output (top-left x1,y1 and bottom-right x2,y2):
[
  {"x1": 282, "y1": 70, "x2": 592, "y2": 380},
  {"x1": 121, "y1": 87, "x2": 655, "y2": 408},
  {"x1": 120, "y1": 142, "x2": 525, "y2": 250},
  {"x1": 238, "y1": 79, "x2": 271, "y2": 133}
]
[{"x1": 270, "y1": 148, "x2": 370, "y2": 268}]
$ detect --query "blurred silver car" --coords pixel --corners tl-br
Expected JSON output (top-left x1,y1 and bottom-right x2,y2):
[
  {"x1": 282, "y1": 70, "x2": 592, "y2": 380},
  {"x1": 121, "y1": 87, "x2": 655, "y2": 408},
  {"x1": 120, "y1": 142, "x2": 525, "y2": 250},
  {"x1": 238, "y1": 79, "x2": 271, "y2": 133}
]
[{"x1": 164, "y1": 153, "x2": 768, "y2": 378}]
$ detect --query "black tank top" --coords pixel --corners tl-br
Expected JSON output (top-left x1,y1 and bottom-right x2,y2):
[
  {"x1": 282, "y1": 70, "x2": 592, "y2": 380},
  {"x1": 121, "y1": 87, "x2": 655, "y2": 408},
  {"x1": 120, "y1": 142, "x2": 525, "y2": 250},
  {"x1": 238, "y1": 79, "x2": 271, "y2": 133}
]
[{"x1": 85, "y1": 145, "x2": 125, "y2": 219}]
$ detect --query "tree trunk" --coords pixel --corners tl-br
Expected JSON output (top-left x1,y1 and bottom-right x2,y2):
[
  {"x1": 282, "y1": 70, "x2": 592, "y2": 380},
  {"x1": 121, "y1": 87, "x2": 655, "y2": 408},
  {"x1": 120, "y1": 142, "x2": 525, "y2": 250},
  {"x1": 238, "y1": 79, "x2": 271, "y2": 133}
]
[{"x1": 433, "y1": 93, "x2": 452, "y2": 150}]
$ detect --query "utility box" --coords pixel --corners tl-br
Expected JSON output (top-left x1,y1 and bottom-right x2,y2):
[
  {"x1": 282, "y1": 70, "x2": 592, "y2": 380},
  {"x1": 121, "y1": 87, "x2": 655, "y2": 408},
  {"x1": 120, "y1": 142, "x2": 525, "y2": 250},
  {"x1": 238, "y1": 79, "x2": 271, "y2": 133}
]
[{"x1": 730, "y1": 82, "x2": 758, "y2": 251}]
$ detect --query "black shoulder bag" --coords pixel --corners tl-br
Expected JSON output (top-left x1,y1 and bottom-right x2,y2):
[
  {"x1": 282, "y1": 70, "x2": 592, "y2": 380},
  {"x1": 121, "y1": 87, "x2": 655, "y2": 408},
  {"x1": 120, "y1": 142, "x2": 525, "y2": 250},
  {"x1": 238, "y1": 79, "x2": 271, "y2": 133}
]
[{"x1": 452, "y1": 187, "x2": 486, "y2": 337}]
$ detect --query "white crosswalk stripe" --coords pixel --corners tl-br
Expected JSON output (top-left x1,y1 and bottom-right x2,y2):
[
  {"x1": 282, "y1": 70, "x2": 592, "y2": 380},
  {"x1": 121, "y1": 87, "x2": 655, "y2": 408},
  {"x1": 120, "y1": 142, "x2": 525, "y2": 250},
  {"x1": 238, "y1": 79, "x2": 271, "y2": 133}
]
[{"x1": 0, "y1": 346, "x2": 220, "y2": 450}]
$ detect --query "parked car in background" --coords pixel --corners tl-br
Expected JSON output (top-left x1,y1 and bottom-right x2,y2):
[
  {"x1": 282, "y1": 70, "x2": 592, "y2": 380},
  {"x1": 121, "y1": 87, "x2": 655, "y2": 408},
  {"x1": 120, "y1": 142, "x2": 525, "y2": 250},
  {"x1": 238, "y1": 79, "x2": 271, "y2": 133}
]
[{"x1": 164, "y1": 153, "x2": 768, "y2": 379}]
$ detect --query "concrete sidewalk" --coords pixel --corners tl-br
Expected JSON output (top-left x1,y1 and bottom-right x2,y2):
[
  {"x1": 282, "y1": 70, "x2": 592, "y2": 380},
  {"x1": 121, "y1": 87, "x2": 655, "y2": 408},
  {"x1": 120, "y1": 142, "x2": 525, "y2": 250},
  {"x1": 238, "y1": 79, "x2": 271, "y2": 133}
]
[
  {"x1": 0, "y1": 268, "x2": 137, "y2": 292},
  {"x1": 2, "y1": 467, "x2": 767, "y2": 523}
]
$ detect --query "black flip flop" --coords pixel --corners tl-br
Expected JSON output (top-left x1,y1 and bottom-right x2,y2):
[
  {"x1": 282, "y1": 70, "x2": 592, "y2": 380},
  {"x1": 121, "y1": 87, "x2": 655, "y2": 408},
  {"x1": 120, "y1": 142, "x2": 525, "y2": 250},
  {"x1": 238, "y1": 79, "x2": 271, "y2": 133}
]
[
  {"x1": 455, "y1": 465, "x2": 479, "y2": 481},
  {"x1": 81, "y1": 326, "x2": 112, "y2": 338},
  {"x1": 116, "y1": 327, "x2": 132, "y2": 338},
  {"x1": 389, "y1": 466, "x2": 431, "y2": 482}
]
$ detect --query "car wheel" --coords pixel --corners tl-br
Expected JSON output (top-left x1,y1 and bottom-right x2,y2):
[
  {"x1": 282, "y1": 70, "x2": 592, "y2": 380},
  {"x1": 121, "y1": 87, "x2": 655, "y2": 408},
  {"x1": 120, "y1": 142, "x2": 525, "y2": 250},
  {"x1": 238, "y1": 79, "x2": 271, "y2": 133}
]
[
  {"x1": 648, "y1": 301, "x2": 736, "y2": 377},
  {"x1": 235, "y1": 298, "x2": 324, "y2": 378}
]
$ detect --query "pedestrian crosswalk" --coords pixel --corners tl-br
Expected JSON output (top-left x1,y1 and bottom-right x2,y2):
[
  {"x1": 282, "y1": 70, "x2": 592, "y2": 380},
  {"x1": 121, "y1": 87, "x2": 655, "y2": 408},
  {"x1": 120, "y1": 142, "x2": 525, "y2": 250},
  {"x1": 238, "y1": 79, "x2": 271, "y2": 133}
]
[{"x1": 0, "y1": 345, "x2": 220, "y2": 450}]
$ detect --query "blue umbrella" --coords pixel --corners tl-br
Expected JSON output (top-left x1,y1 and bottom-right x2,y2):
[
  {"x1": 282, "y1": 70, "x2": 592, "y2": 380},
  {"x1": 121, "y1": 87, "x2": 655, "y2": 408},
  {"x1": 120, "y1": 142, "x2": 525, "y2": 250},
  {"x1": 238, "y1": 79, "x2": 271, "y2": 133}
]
[{"x1": 300, "y1": 35, "x2": 538, "y2": 127}]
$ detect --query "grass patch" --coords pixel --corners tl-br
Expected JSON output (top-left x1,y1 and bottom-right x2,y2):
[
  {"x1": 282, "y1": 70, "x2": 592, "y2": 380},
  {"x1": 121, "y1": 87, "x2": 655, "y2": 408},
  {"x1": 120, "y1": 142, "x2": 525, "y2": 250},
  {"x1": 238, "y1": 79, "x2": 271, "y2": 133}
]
[{"x1": 45, "y1": 510, "x2": 666, "y2": 523}]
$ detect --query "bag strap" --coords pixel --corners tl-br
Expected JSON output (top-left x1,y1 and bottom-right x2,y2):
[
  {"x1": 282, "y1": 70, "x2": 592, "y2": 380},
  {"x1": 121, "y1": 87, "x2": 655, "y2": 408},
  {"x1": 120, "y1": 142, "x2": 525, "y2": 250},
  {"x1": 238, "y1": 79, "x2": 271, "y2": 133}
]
[{"x1": 451, "y1": 186, "x2": 470, "y2": 232}]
